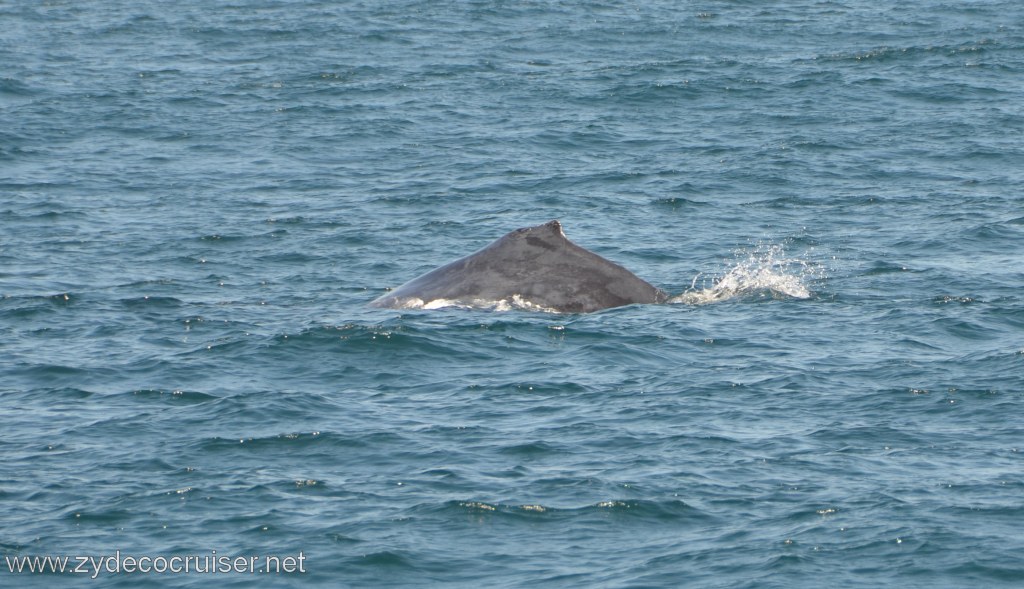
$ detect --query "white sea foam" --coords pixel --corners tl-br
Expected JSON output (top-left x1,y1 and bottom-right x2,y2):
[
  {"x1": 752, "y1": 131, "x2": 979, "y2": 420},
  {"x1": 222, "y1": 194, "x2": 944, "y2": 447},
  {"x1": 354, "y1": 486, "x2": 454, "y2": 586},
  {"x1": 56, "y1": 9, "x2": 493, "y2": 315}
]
[{"x1": 670, "y1": 243, "x2": 820, "y2": 305}]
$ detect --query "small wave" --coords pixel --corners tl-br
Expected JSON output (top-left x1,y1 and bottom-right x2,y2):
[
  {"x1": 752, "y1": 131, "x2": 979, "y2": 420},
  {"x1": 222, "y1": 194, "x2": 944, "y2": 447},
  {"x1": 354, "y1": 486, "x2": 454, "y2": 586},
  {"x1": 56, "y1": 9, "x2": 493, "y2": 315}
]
[
  {"x1": 119, "y1": 295, "x2": 183, "y2": 309},
  {"x1": 196, "y1": 430, "x2": 334, "y2": 452},
  {"x1": 671, "y1": 242, "x2": 820, "y2": 305},
  {"x1": 435, "y1": 498, "x2": 707, "y2": 523},
  {"x1": 126, "y1": 389, "x2": 218, "y2": 404}
]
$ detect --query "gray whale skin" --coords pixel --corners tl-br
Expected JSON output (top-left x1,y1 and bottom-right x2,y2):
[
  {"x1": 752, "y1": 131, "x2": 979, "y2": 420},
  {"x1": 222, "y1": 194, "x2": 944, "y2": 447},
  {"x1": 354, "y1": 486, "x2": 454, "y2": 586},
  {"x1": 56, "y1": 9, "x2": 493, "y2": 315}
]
[{"x1": 369, "y1": 220, "x2": 668, "y2": 313}]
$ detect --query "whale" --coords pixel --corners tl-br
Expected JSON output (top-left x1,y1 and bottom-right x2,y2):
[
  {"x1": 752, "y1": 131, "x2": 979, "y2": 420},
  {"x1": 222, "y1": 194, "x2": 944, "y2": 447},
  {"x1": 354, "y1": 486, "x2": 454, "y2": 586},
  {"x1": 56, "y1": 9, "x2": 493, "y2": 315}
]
[{"x1": 369, "y1": 220, "x2": 669, "y2": 313}]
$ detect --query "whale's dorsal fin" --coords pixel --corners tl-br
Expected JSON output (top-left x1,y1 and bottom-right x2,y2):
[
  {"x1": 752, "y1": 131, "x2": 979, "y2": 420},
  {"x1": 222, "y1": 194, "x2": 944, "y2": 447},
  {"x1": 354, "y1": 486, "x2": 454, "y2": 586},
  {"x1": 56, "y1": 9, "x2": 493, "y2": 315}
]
[{"x1": 370, "y1": 221, "x2": 667, "y2": 313}]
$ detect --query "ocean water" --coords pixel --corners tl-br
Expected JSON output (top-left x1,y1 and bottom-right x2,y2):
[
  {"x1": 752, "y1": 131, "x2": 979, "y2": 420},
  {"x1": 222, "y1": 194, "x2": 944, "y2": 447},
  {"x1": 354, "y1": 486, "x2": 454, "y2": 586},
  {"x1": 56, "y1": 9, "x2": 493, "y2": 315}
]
[{"x1": 2, "y1": 0, "x2": 1023, "y2": 587}]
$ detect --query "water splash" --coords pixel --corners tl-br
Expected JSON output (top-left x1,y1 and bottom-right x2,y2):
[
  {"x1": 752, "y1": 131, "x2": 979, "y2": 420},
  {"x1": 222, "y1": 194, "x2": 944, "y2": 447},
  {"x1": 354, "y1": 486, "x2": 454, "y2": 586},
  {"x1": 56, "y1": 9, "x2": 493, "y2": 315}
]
[{"x1": 670, "y1": 242, "x2": 820, "y2": 305}]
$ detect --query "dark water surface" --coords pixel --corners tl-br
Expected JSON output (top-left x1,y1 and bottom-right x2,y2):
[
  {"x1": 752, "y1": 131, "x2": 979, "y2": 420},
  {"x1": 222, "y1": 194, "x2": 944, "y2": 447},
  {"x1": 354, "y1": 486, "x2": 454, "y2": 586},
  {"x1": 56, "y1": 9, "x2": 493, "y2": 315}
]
[{"x1": 3, "y1": 1, "x2": 1023, "y2": 587}]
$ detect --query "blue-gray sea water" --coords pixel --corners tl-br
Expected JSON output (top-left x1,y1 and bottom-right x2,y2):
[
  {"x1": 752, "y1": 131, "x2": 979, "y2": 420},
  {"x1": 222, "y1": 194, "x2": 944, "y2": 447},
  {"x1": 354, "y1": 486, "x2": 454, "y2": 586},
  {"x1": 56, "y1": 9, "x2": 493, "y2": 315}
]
[{"x1": 2, "y1": 1, "x2": 1023, "y2": 587}]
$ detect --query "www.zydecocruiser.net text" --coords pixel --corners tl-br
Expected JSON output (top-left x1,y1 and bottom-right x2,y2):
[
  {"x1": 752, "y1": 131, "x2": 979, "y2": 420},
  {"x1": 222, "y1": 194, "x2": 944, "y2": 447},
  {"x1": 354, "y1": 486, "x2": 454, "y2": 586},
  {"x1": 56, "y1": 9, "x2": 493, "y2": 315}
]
[{"x1": 5, "y1": 550, "x2": 306, "y2": 578}]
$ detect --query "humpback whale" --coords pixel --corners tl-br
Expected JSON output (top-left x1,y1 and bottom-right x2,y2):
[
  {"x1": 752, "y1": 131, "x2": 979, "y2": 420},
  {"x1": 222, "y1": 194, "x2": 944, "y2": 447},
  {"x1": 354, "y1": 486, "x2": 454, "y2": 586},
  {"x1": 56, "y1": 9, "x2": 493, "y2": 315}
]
[{"x1": 369, "y1": 220, "x2": 669, "y2": 313}]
